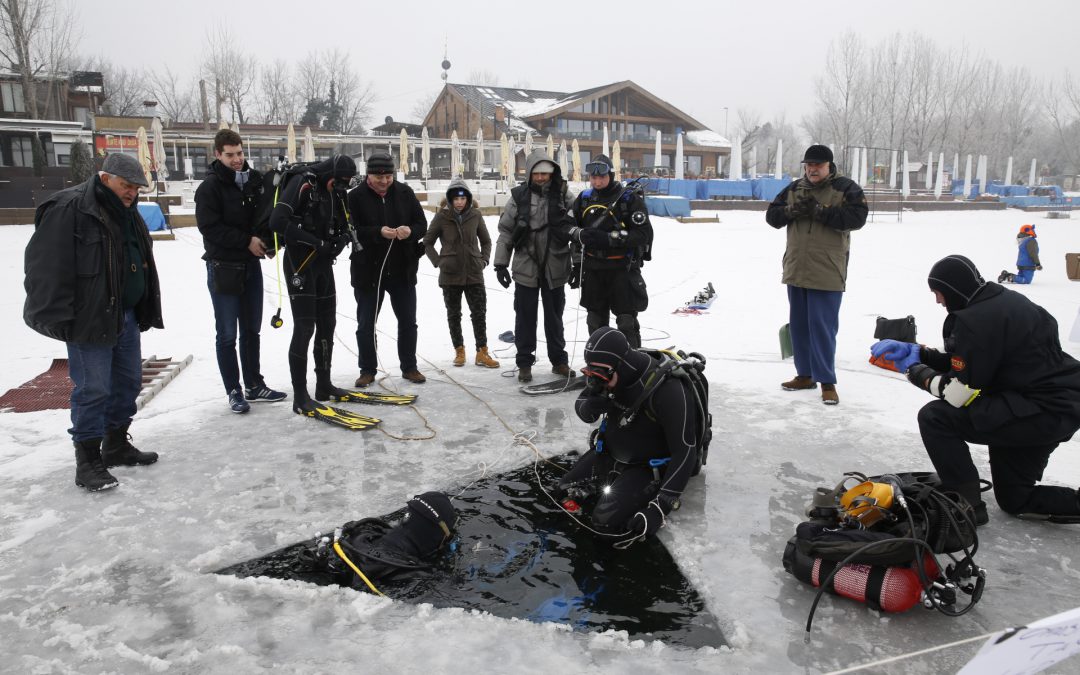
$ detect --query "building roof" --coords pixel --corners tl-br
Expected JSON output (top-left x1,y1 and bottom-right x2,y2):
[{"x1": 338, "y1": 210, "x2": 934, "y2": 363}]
[{"x1": 441, "y1": 80, "x2": 719, "y2": 140}]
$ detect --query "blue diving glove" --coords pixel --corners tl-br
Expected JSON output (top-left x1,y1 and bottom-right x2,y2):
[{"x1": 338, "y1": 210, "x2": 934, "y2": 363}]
[{"x1": 870, "y1": 339, "x2": 920, "y2": 373}]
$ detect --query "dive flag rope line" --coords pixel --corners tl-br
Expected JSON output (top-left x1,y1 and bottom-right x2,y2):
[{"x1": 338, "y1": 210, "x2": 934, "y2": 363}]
[{"x1": 825, "y1": 633, "x2": 994, "y2": 674}]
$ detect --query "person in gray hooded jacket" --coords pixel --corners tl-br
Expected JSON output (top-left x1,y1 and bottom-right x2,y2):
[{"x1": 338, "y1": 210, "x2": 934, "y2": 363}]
[{"x1": 493, "y1": 150, "x2": 575, "y2": 382}]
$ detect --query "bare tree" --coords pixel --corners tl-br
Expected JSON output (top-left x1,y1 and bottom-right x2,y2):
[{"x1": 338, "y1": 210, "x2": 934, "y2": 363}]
[
  {"x1": 0, "y1": 0, "x2": 79, "y2": 119},
  {"x1": 322, "y1": 48, "x2": 374, "y2": 134},
  {"x1": 813, "y1": 30, "x2": 866, "y2": 154},
  {"x1": 1045, "y1": 70, "x2": 1080, "y2": 175},
  {"x1": 146, "y1": 65, "x2": 197, "y2": 123},
  {"x1": 468, "y1": 69, "x2": 500, "y2": 86},
  {"x1": 201, "y1": 24, "x2": 258, "y2": 124},
  {"x1": 255, "y1": 58, "x2": 301, "y2": 125},
  {"x1": 410, "y1": 89, "x2": 438, "y2": 123},
  {"x1": 96, "y1": 59, "x2": 147, "y2": 116}
]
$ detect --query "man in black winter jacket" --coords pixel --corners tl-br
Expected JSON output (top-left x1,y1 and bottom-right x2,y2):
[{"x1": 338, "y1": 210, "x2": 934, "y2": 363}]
[
  {"x1": 24, "y1": 152, "x2": 164, "y2": 492},
  {"x1": 268, "y1": 154, "x2": 357, "y2": 413},
  {"x1": 557, "y1": 327, "x2": 703, "y2": 548},
  {"x1": 348, "y1": 151, "x2": 428, "y2": 386},
  {"x1": 871, "y1": 255, "x2": 1080, "y2": 524},
  {"x1": 568, "y1": 154, "x2": 652, "y2": 348},
  {"x1": 195, "y1": 129, "x2": 286, "y2": 414}
]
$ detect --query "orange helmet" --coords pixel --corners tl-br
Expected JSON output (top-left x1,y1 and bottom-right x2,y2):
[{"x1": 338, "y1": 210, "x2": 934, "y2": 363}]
[{"x1": 1019, "y1": 224, "x2": 1036, "y2": 236}]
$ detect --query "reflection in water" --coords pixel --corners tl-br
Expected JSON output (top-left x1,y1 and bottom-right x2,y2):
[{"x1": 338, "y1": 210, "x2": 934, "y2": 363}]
[{"x1": 218, "y1": 457, "x2": 725, "y2": 648}]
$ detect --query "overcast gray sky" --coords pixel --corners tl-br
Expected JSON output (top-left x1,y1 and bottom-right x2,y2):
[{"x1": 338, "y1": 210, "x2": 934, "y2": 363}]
[{"x1": 80, "y1": 0, "x2": 1079, "y2": 138}]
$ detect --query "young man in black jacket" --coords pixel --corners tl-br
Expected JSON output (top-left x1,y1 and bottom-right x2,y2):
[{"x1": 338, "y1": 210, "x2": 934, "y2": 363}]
[
  {"x1": 871, "y1": 255, "x2": 1080, "y2": 524},
  {"x1": 24, "y1": 152, "x2": 164, "y2": 492},
  {"x1": 195, "y1": 129, "x2": 286, "y2": 413},
  {"x1": 268, "y1": 155, "x2": 357, "y2": 413},
  {"x1": 348, "y1": 151, "x2": 428, "y2": 386}
]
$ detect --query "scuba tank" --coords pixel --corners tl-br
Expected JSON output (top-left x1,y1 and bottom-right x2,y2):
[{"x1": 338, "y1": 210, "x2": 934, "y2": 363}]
[{"x1": 783, "y1": 538, "x2": 938, "y2": 613}]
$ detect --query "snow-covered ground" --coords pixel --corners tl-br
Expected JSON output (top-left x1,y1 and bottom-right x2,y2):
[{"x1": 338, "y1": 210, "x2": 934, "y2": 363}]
[{"x1": 2, "y1": 205, "x2": 1079, "y2": 674}]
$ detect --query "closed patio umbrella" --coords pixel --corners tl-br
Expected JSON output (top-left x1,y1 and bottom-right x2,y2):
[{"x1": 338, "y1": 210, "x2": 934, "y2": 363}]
[
  {"x1": 572, "y1": 138, "x2": 581, "y2": 182},
  {"x1": 421, "y1": 127, "x2": 431, "y2": 180},
  {"x1": 475, "y1": 128, "x2": 484, "y2": 177},
  {"x1": 303, "y1": 127, "x2": 315, "y2": 162},
  {"x1": 451, "y1": 130, "x2": 460, "y2": 178},
  {"x1": 287, "y1": 123, "x2": 296, "y2": 164},
  {"x1": 674, "y1": 132, "x2": 684, "y2": 180},
  {"x1": 399, "y1": 128, "x2": 409, "y2": 176},
  {"x1": 151, "y1": 117, "x2": 168, "y2": 180},
  {"x1": 136, "y1": 126, "x2": 153, "y2": 190},
  {"x1": 612, "y1": 141, "x2": 622, "y2": 182}
]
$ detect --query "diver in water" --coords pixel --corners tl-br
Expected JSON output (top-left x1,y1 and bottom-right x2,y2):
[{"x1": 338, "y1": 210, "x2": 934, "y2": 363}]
[{"x1": 556, "y1": 327, "x2": 708, "y2": 548}]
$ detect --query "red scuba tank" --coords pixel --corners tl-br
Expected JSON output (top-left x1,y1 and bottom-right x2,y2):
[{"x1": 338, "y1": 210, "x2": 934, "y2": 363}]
[{"x1": 783, "y1": 541, "x2": 938, "y2": 613}]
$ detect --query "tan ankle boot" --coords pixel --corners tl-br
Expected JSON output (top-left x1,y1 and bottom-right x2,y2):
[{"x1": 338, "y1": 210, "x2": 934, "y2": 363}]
[
  {"x1": 781, "y1": 375, "x2": 817, "y2": 391},
  {"x1": 475, "y1": 347, "x2": 500, "y2": 368},
  {"x1": 453, "y1": 345, "x2": 466, "y2": 367},
  {"x1": 821, "y1": 383, "x2": 839, "y2": 405}
]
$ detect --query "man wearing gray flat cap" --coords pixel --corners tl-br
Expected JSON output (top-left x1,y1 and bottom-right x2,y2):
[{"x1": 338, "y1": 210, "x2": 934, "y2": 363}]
[{"x1": 24, "y1": 151, "x2": 164, "y2": 493}]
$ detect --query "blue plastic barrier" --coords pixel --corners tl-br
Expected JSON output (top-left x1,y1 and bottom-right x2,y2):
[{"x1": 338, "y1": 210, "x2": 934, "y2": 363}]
[{"x1": 137, "y1": 203, "x2": 167, "y2": 231}]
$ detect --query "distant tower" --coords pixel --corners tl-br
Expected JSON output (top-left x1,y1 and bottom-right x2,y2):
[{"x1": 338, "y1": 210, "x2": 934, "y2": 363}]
[{"x1": 441, "y1": 39, "x2": 451, "y2": 81}]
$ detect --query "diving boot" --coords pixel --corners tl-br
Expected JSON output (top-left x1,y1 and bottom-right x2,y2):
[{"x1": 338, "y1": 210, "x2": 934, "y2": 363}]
[
  {"x1": 101, "y1": 424, "x2": 158, "y2": 467},
  {"x1": 475, "y1": 347, "x2": 500, "y2": 368},
  {"x1": 74, "y1": 439, "x2": 119, "y2": 491},
  {"x1": 453, "y1": 345, "x2": 466, "y2": 367},
  {"x1": 314, "y1": 380, "x2": 352, "y2": 401},
  {"x1": 293, "y1": 390, "x2": 318, "y2": 415},
  {"x1": 781, "y1": 375, "x2": 817, "y2": 391}
]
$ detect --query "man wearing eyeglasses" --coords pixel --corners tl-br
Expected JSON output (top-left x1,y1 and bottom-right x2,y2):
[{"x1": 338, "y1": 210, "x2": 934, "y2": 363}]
[
  {"x1": 766, "y1": 144, "x2": 867, "y2": 405},
  {"x1": 567, "y1": 154, "x2": 652, "y2": 348}
]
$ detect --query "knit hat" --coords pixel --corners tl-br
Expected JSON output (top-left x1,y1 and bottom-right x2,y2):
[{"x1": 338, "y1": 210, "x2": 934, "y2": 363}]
[
  {"x1": 366, "y1": 151, "x2": 395, "y2": 175},
  {"x1": 801, "y1": 144, "x2": 833, "y2": 164},
  {"x1": 928, "y1": 254, "x2": 986, "y2": 312},
  {"x1": 1019, "y1": 224, "x2": 1035, "y2": 237},
  {"x1": 531, "y1": 160, "x2": 556, "y2": 174},
  {"x1": 101, "y1": 152, "x2": 149, "y2": 187}
]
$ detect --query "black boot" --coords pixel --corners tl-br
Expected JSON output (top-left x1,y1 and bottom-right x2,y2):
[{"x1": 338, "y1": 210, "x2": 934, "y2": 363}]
[
  {"x1": 293, "y1": 389, "x2": 318, "y2": 414},
  {"x1": 314, "y1": 376, "x2": 350, "y2": 401},
  {"x1": 74, "y1": 439, "x2": 119, "y2": 492},
  {"x1": 952, "y1": 481, "x2": 989, "y2": 526},
  {"x1": 101, "y1": 424, "x2": 159, "y2": 468}
]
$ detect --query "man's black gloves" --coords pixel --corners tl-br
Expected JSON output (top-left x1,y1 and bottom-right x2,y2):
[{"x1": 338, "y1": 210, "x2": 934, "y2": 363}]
[
  {"x1": 578, "y1": 227, "x2": 610, "y2": 249},
  {"x1": 568, "y1": 265, "x2": 581, "y2": 289},
  {"x1": 786, "y1": 194, "x2": 815, "y2": 220},
  {"x1": 495, "y1": 265, "x2": 511, "y2": 289}
]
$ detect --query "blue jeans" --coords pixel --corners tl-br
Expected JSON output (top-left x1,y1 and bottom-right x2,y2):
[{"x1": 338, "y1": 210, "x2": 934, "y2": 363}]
[
  {"x1": 787, "y1": 285, "x2": 842, "y2": 384},
  {"x1": 67, "y1": 309, "x2": 142, "y2": 441},
  {"x1": 207, "y1": 259, "x2": 264, "y2": 393},
  {"x1": 354, "y1": 279, "x2": 418, "y2": 374},
  {"x1": 513, "y1": 282, "x2": 568, "y2": 368},
  {"x1": 1013, "y1": 269, "x2": 1034, "y2": 284}
]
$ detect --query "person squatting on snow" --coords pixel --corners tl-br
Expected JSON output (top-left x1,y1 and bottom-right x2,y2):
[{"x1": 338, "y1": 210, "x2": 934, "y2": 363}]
[
  {"x1": 268, "y1": 154, "x2": 357, "y2": 414},
  {"x1": 567, "y1": 153, "x2": 653, "y2": 349},
  {"x1": 195, "y1": 129, "x2": 287, "y2": 414},
  {"x1": 870, "y1": 254, "x2": 1080, "y2": 524},
  {"x1": 556, "y1": 327, "x2": 699, "y2": 547},
  {"x1": 422, "y1": 178, "x2": 499, "y2": 369},
  {"x1": 766, "y1": 144, "x2": 868, "y2": 405},
  {"x1": 997, "y1": 223, "x2": 1041, "y2": 285},
  {"x1": 24, "y1": 152, "x2": 163, "y2": 492},
  {"x1": 348, "y1": 151, "x2": 429, "y2": 387},
  {"x1": 494, "y1": 150, "x2": 575, "y2": 383}
]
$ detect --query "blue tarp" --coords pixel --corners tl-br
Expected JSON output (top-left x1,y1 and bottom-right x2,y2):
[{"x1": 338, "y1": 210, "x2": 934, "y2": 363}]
[
  {"x1": 1001, "y1": 195, "x2": 1052, "y2": 208},
  {"x1": 751, "y1": 178, "x2": 789, "y2": 202},
  {"x1": 137, "y1": 203, "x2": 167, "y2": 231},
  {"x1": 645, "y1": 195, "x2": 691, "y2": 218},
  {"x1": 703, "y1": 180, "x2": 753, "y2": 198}
]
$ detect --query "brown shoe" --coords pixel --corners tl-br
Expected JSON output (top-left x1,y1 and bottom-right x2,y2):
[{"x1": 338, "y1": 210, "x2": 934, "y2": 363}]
[
  {"x1": 475, "y1": 347, "x2": 500, "y2": 368},
  {"x1": 453, "y1": 345, "x2": 466, "y2": 367},
  {"x1": 821, "y1": 384, "x2": 839, "y2": 405},
  {"x1": 781, "y1": 375, "x2": 817, "y2": 391},
  {"x1": 354, "y1": 373, "x2": 375, "y2": 387},
  {"x1": 402, "y1": 370, "x2": 426, "y2": 384},
  {"x1": 517, "y1": 367, "x2": 532, "y2": 383},
  {"x1": 551, "y1": 363, "x2": 572, "y2": 377}
]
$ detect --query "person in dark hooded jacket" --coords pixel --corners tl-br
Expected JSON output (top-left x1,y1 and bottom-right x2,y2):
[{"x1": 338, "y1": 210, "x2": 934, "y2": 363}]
[
  {"x1": 195, "y1": 129, "x2": 286, "y2": 413},
  {"x1": 348, "y1": 151, "x2": 429, "y2": 386},
  {"x1": 870, "y1": 254, "x2": 1080, "y2": 524},
  {"x1": 268, "y1": 154, "x2": 357, "y2": 413},
  {"x1": 493, "y1": 150, "x2": 575, "y2": 383},
  {"x1": 423, "y1": 178, "x2": 499, "y2": 368},
  {"x1": 556, "y1": 327, "x2": 701, "y2": 548}
]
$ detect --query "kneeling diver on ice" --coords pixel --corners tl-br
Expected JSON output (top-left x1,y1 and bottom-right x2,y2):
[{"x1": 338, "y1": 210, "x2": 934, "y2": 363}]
[{"x1": 554, "y1": 327, "x2": 711, "y2": 548}]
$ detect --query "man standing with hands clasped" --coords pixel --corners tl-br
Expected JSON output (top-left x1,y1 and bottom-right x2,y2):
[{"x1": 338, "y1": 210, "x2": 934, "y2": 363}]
[{"x1": 766, "y1": 144, "x2": 867, "y2": 405}]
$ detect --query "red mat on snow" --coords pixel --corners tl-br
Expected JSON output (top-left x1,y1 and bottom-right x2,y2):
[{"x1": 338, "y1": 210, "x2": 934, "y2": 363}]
[{"x1": 0, "y1": 358, "x2": 74, "y2": 412}]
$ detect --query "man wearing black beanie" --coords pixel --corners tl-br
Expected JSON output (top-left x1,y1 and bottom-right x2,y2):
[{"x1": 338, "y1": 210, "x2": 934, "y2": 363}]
[{"x1": 870, "y1": 254, "x2": 1080, "y2": 524}]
